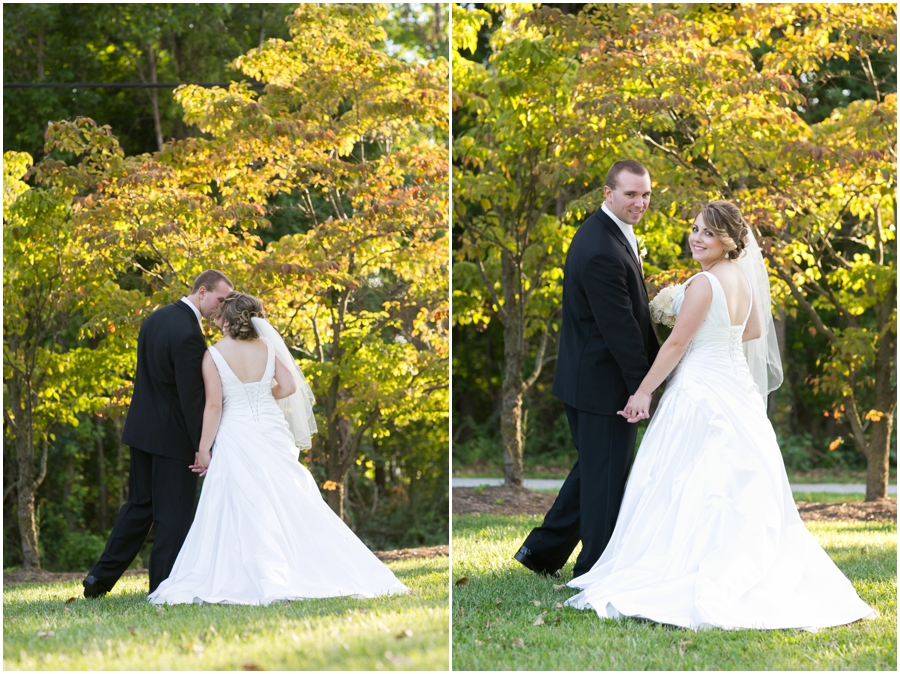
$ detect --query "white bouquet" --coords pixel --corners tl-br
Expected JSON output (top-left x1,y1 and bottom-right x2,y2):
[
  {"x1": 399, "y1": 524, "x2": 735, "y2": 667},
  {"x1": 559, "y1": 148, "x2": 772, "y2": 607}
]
[{"x1": 649, "y1": 284, "x2": 682, "y2": 328}]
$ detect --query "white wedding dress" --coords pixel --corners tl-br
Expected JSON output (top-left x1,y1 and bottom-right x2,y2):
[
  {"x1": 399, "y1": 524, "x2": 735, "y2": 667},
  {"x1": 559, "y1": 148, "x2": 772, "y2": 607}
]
[
  {"x1": 566, "y1": 271, "x2": 874, "y2": 630},
  {"x1": 148, "y1": 340, "x2": 408, "y2": 605}
]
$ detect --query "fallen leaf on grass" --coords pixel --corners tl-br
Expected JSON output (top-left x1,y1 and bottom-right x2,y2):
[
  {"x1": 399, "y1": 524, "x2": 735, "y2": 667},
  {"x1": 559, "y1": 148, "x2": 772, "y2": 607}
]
[
  {"x1": 455, "y1": 577, "x2": 470, "y2": 587},
  {"x1": 552, "y1": 584, "x2": 566, "y2": 591},
  {"x1": 396, "y1": 629, "x2": 414, "y2": 638},
  {"x1": 458, "y1": 606, "x2": 464, "y2": 615},
  {"x1": 37, "y1": 631, "x2": 55, "y2": 638},
  {"x1": 63, "y1": 607, "x2": 70, "y2": 615},
  {"x1": 511, "y1": 637, "x2": 525, "y2": 648},
  {"x1": 242, "y1": 664, "x2": 264, "y2": 671},
  {"x1": 531, "y1": 600, "x2": 541, "y2": 606},
  {"x1": 65, "y1": 597, "x2": 77, "y2": 604},
  {"x1": 127, "y1": 626, "x2": 136, "y2": 635},
  {"x1": 533, "y1": 616, "x2": 545, "y2": 626},
  {"x1": 554, "y1": 617, "x2": 561, "y2": 623},
  {"x1": 555, "y1": 602, "x2": 563, "y2": 609},
  {"x1": 494, "y1": 598, "x2": 502, "y2": 606}
]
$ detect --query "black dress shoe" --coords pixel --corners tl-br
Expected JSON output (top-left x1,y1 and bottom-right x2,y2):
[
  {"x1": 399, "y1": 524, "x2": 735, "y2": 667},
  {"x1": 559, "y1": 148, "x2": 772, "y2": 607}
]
[
  {"x1": 82, "y1": 575, "x2": 108, "y2": 598},
  {"x1": 514, "y1": 546, "x2": 560, "y2": 579}
]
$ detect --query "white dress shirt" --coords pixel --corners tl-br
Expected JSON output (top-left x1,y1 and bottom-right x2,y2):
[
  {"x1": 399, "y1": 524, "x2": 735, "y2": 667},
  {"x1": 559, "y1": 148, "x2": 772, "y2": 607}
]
[
  {"x1": 601, "y1": 203, "x2": 642, "y2": 266},
  {"x1": 180, "y1": 297, "x2": 203, "y2": 330}
]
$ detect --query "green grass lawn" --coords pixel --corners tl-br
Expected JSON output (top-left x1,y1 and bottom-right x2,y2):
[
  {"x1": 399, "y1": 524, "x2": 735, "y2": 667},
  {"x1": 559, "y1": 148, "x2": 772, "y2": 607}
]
[
  {"x1": 452, "y1": 514, "x2": 897, "y2": 671},
  {"x1": 3, "y1": 557, "x2": 448, "y2": 671}
]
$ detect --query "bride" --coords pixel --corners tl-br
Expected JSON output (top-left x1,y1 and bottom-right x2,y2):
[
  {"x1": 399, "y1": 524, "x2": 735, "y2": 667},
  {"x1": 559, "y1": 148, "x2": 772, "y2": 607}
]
[
  {"x1": 149, "y1": 292, "x2": 408, "y2": 605},
  {"x1": 565, "y1": 201, "x2": 874, "y2": 630}
]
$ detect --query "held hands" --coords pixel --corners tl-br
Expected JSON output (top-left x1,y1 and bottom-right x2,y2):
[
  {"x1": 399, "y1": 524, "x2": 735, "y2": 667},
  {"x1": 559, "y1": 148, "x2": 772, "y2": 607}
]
[
  {"x1": 190, "y1": 449, "x2": 211, "y2": 477},
  {"x1": 618, "y1": 391, "x2": 652, "y2": 423}
]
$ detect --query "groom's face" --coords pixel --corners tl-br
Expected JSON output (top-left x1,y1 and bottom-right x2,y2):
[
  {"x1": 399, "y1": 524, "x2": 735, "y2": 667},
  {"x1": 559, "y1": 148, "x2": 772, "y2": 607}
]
[
  {"x1": 198, "y1": 281, "x2": 232, "y2": 320},
  {"x1": 604, "y1": 171, "x2": 652, "y2": 225}
]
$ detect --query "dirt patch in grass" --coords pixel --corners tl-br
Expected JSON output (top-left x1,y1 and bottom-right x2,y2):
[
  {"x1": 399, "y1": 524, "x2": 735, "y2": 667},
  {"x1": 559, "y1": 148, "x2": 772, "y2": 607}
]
[
  {"x1": 3, "y1": 545, "x2": 448, "y2": 587},
  {"x1": 794, "y1": 500, "x2": 896, "y2": 522},
  {"x1": 453, "y1": 486, "x2": 897, "y2": 522}
]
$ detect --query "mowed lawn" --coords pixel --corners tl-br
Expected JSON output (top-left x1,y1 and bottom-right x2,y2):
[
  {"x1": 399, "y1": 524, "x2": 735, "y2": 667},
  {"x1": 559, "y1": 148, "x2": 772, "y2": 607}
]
[
  {"x1": 3, "y1": 557, "x2": 448, "y2": 671},
  {"x1": 452, "y1": 513, "x2": 896, "y2": 671}
]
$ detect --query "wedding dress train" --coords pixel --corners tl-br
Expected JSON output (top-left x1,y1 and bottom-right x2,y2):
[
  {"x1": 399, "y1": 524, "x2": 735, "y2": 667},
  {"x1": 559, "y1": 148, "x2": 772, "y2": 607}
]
[
  {"x1": 149, "y1": 340, "x2": 408, "y2": 605},
  {"x1": 566, "y1": 272, "x2": 874, "y2": 630}
]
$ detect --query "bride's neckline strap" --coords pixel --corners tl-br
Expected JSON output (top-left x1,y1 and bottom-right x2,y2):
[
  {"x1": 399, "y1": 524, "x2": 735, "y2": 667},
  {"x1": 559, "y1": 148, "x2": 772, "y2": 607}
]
[{"x1": 689, "y1": 271, "x2": 753, "y2": 327}]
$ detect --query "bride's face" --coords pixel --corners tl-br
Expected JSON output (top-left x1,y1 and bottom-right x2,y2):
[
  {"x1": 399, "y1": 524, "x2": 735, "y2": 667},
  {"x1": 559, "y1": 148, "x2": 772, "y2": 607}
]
[{"x1": 689, "y1": 214, "x2": 727, "y2": 264}]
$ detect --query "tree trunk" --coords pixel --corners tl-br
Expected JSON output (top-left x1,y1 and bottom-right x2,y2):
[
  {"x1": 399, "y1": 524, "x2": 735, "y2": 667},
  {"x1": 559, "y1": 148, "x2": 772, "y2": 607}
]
[
  {"x1": 323, "y1": 415, "x2": 353, "y2": 520},
  {"x1": 500, "y1": 373, "x2": 525, "y2": 487},
  {"x1": 324, "y1": 476, "x2": 346, "y2": 520},
  {"x1": 500, "y1": 252, "x2": 525, "y2": 487},
  {"x1": 866, "y1": 319, "x2": 896, "y2": 501},
  {"x1": 14, "y1": 433, "x2": 40, "y2": 570},
  {"x1": 147, "y1": 43, "x2": 164, "y2": 151},
  {"x1": 7, "y1": 374, "x2": 41, "y2": 570}
]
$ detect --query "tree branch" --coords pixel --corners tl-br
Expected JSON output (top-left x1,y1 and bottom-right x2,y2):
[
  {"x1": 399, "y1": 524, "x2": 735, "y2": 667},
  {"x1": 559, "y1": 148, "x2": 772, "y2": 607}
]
[
  {"x1": 843, "y1": 394, "x2": 871, "y2": 459},
  {"x1": 766, "y1": 253, "x2": 836, "y2": 342},
  {"x1": 473, "y1": 255, "x2": 508, "y2": 321}
]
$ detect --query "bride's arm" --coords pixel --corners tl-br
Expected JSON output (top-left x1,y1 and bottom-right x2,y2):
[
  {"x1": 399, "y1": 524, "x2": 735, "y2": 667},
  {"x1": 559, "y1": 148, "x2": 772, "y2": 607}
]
[
  {"x1": 191, "y1": 351, "x2": 223, "y2": 475},
  {"x1": 621, "y1": 276, "x2": 713, "y2": 422},
  {"x1": 271, "y1": 356, "x2": 298, "y2": 400}
]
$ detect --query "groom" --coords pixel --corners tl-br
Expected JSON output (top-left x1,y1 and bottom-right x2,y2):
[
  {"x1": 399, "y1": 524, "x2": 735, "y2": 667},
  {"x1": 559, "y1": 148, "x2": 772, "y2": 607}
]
[
  {"x1": 83, "y1": 270, "x2": 233, "y2": 597},
  {"x1": 514, "y1": 160, "x2": 660, "y2": 578}
]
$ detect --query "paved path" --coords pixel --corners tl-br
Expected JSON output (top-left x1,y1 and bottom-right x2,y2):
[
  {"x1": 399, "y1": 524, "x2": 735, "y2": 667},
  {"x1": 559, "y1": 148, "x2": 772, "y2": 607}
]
[{"x1": 452, "y1": 477, "x2": 896, "y2": 495}]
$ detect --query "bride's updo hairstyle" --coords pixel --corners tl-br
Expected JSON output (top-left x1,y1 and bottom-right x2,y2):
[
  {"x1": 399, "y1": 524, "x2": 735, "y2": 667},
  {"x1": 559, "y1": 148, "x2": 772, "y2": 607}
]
[
  {"x1": 219, "y1": 291, "x2": 267, "y2": 340},
  {"x1": 699, "y1": 201, "x2": 749, "y2": 260}
]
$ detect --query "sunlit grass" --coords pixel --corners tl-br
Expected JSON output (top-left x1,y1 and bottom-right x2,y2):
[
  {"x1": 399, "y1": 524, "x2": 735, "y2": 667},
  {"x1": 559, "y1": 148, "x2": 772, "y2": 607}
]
[
  {"x1": 452, "y1": 514, "x2": 896, "y2": 671},
  {"x1": 3, "y1": 558, "x2": 448, "y2": 671}
]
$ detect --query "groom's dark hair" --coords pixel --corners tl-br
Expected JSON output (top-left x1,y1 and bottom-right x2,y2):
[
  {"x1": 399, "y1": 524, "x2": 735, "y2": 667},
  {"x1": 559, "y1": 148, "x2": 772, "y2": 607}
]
[
  {"x1": 605, "y1": 159, "x2": 648, "y2": 190},
  {"x1": 191, "y1": 269, "x2": 233, "y2": 294}
]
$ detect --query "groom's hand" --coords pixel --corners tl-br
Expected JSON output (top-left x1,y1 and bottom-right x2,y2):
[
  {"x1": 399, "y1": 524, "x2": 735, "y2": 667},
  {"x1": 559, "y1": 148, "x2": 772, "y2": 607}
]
[
  {"x1": 618, "y1": 392, "x2": 651, "y2": 423},
  {"x1": 190, "y1": 450, "x2": 211, "y2": 476},
  {"x1": 617, "y1": 395, "x2": 639, "y2": 421}
]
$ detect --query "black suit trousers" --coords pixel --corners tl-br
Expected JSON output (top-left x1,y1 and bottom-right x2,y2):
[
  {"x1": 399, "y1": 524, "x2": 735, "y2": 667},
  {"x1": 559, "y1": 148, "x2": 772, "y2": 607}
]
[
  {"x1": 89, "y1": 447, "x2": 198, "y2": 593},
  {"x1": 522, "y1": 404, "x2": 638, "y2": 577}
]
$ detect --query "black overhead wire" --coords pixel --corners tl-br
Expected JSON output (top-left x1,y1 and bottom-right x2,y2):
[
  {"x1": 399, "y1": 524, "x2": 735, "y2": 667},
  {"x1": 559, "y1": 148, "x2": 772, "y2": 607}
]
[{"x1": 3, "y1": 82, "x2": 266, "y2": 89}]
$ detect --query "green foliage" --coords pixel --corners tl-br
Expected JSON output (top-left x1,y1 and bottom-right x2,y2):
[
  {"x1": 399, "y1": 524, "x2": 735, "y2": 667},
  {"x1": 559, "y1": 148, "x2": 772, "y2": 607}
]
[
  {"x1": 2, "y1": 556, "x2": 449, "y2": 670},
  {"x1": 45, "y1": 531, "x2": 110, "y2": 573},
  {"x1": 453, "y1": 513, "x2": 897, "y2": 670}
]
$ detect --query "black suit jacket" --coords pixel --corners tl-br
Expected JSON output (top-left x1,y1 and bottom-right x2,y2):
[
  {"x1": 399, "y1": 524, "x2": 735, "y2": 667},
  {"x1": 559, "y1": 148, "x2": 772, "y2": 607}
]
[
  {"x1": 121, "y1": 301, "x2": 207, "y2": 461},
  {"x1": 552, "y1": 208, "x2": 660, "y2": 415}
]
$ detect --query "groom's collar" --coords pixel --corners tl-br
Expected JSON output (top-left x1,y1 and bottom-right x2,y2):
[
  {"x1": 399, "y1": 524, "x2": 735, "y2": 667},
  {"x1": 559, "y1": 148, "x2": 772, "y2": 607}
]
[
  {"x1": 601, "y1": 203, "x2": 632, "y2": 230},
  {"x1": 179, "y1": 297, "x2": 203, "y2": 329}
]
